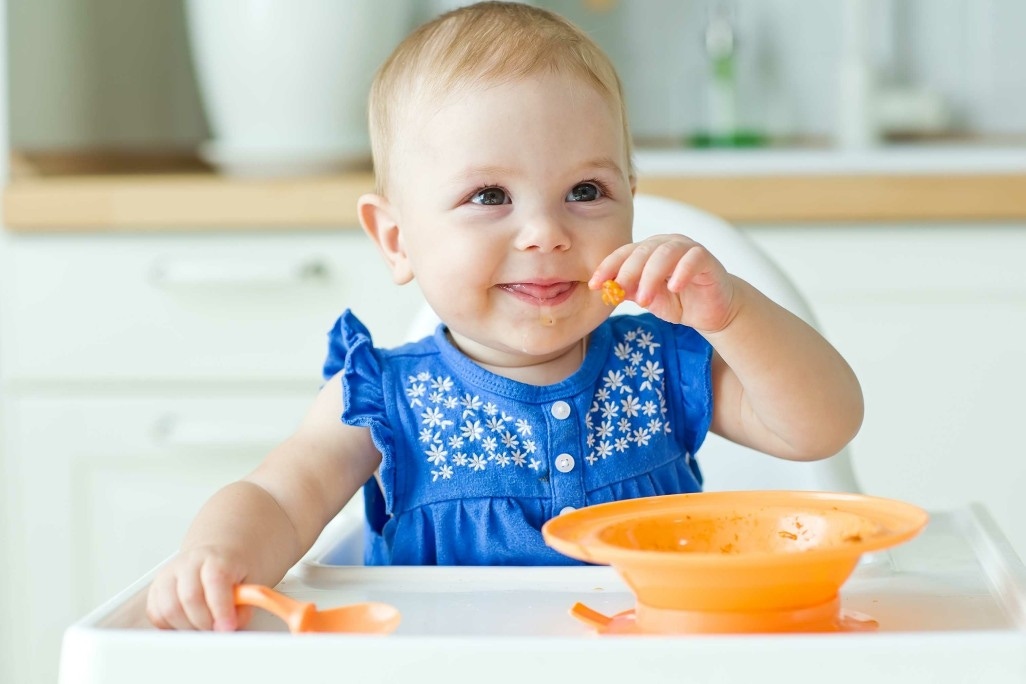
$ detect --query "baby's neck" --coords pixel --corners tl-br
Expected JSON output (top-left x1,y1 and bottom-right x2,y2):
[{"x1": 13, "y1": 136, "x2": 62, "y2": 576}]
[{"x1": 451, "y1": 333, "x2": 587, "y2": 386}]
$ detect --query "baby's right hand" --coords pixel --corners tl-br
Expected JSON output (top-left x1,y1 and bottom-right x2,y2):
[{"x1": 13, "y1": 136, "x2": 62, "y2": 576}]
[{"x1": 146, "y1": 546, "x2": 251, "y2": 631}]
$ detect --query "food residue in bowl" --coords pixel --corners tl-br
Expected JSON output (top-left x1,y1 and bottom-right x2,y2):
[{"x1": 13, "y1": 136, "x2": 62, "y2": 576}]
[{"x1": 596, "y1": 507, "x2": 883, "y2": 555}]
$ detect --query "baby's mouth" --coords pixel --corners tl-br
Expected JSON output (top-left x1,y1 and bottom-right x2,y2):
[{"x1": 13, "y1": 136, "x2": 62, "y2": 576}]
[{"x1": 499, "y1": 281, "x2": 578, "y2": 305}]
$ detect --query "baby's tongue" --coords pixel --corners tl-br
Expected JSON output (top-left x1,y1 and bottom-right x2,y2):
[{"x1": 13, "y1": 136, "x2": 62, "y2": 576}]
[{"x1": 508, "y1": 282, "x2": 571, "y2": 300}]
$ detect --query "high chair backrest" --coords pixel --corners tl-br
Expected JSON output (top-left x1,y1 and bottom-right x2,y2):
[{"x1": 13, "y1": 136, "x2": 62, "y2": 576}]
[{"x1": 404, "y1": 194, "x2": 861, "y2": 493}]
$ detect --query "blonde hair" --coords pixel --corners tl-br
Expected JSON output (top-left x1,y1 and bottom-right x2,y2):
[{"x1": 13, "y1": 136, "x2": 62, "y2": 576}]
[{"x1": 368, "y1": 1, "x2": 633, "y2": 193}]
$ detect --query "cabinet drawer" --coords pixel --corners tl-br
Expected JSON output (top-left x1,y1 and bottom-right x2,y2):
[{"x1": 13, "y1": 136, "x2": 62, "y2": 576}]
[
  {"x1": 3, "y1": 232, "x2": 423, "y2": 382},
  {"x1": 3, "y1": 392, "x2": 318, "y2": 681}
]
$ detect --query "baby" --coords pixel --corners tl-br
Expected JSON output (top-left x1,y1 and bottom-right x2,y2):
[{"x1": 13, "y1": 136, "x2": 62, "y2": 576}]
[{"x1": 147, "y1": 1, "x2": 863, "y2": 631}]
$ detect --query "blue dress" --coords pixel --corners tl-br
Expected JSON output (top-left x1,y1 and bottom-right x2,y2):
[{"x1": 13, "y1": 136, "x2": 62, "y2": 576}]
[{"x1": 323, "y1": 310, "x2": 713, "y2": 566}]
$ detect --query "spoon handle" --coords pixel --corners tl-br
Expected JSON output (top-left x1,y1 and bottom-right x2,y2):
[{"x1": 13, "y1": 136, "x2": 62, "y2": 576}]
[{"x1": 234, "y1": 584, "x2": 313, "y2": 632}]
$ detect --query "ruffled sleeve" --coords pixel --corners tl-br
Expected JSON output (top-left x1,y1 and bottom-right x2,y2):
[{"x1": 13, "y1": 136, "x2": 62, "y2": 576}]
[{"x1": 323, "y1": 310, "x2": 396, "y2": 513}]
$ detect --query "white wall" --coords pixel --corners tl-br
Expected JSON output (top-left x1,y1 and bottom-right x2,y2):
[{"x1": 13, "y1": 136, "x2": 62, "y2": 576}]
[{"x1": 6, "y1": 0, "x2": 1025, "y2": 151}]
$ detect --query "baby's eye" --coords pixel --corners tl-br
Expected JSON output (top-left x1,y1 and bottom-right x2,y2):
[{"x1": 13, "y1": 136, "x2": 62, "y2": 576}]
[
  {"x1": 566, "y1": 182, "x2": 603, "y2": 202},
  {"x1": 471, "y1": 187, "x2": 510, "y2": 205}
]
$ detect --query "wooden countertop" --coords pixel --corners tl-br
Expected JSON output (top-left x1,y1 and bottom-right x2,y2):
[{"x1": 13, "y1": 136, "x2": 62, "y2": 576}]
[{"x1": 5, "y1": 150, "x2": 1026, "y2": 232}]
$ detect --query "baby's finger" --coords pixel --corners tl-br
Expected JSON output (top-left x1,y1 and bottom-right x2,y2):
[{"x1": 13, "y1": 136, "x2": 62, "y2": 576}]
[
  {"x1": 635, "y1": 241, "x2": 690, "y2": 306},
  {"x1": 147, "y1": 573, "x2": 190, "y2": 630},
  {"x1": 588, "y1": 242, "x2": 637, "y2": 289},
  {"x1": 200, "y1": 560, "x2": 240, "y2": 632},
  {"x1": 177, "y1": 571, "x2": 214, "y2": 631},
  {"x1": 667, "y1": 243, "x2": 712, "y2": 292}
]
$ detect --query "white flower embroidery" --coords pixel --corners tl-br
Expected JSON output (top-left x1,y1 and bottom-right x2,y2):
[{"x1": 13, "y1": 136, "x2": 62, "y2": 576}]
[
  {"x1": 421, "y1": 406, "x2": 446, "y2": 427},
  {"x1": 640, "y1": 360, "x2": 664, "y2": 391},
  {"x1": 603, "y1": 370, "x2": 626, "y2": 393},
  {"x1": 425, "y1": 443, "x2": 447, "y2": 465},
  {"x1": 432, "y1": 465, "x2": 454, "y2": 481},
  {"x1": 406, "y1": 382, "x2": 426, "y2": 407},
  {"x1": 501, "y1": 431, "x2": 519, "y2": 449},
  {"x1": 600, "y1": 400, "x2": 620, "y2": 420},
  {"x1": 636, "y1": 331, "x2": 660, "y2": 354},
  {"x1": 581, "y1": 324, "x2": 673, "y2": 468},
  {"x1": 460, "y1": 394, "x2": 482, "y2": 418},
  {"x1": 631, "y1": 427, "x2": 651, "y2": 446},
  {"x1": 403, "y1": 321, "x2": 676, "y2": 487},
  {"x1": 621, "y1": 396, "x2": 641, "y2": 418},
  {"x1": 461, "y1": 419, "x2": 483, "y2": 442},
  {"x1": 431, "y1": 376, "x2": 454, "y2": 392}
]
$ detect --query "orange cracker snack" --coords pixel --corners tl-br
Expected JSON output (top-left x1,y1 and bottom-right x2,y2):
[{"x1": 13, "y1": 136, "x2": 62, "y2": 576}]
[{"x1": 601, "y1": 279, "x2": 625, "y2": 306}]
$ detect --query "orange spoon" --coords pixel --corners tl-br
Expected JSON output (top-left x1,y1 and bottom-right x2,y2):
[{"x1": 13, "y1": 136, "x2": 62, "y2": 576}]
[{"x1": 233, "y1": 584, "x2": 400, "y2": 634}]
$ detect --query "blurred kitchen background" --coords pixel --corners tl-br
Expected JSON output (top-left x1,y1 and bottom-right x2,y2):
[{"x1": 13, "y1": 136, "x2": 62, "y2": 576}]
[
  {"x1": 3, "y1": 2, "x2": 1026, "y2": 683},
  {"x1": 6, "y1": 0, "x2": 1025, "y2": 158}
]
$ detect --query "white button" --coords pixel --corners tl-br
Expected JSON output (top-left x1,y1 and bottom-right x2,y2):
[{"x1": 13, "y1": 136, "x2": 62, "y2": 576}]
[
  {"x1": 555, "y1": 453, "x2": 575, "y2": 473},
  {"x1": 551, "y1": 401, "x2": 571, "y2": 419},
  {"x1": 559, "y1": 506, "x2": 577, "y2": 515}
]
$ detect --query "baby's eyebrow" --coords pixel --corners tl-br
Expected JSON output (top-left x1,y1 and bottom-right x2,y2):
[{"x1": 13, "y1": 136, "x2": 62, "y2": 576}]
[
  {"x1": 450, "y1": 164, "x2": 518, "y2": 184},
  {"x1": 451, "y1": 158, "x2": 624, "y2": 184},
  {"x1": 580, "y1": 157, "x2": 625, "y2": 175}
]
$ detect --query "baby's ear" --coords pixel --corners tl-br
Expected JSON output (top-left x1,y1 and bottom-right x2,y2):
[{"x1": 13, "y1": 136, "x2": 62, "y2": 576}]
[{"x1": 357, "y1": 193, "x2": 413, "y2": 285}]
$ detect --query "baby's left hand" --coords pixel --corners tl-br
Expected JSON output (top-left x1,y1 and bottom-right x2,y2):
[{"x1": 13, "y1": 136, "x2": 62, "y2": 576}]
[{"x1": 590, "y1": 234, "x2": 737, "y2": 334}]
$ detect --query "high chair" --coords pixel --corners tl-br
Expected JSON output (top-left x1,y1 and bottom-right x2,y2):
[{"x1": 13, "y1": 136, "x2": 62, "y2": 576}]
[
  {"x1": 404, "y1": 193, "x2": 861, "y2": 493},
  {"x1": 59, "y1": 209, "x2": 1026, "y2": 684}
]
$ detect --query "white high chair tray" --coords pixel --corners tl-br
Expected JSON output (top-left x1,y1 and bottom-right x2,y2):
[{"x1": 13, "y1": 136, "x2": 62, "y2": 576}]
[{"x1": 60, "y1": 505, "x2": 1026, "y2": 684}]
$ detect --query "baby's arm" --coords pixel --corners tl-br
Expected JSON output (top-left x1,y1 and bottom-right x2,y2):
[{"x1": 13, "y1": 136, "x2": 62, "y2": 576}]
[
  {"x1": 146, "y1": 372, "x2": 380, "y2": 630},
  {"x1": 591, "y1": 234, "x2": 863, "y2": 461}
]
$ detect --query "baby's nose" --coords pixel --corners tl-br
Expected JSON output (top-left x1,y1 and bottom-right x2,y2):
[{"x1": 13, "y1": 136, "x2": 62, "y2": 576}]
[{"x1": 514, "y1": 212, "x2": 571, "y2": 252}]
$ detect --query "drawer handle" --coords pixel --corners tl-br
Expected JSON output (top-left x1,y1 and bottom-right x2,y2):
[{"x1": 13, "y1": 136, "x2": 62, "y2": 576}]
[
  {"x1": 153, "y1": 416, "x2": 289, "y2": 449},
  {"x1": 151, "y1": 258, "x2": 330, "y2": 288}
]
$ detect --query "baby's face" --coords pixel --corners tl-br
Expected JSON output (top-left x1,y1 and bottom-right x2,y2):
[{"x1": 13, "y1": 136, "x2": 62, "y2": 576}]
[{"x1": 388, "y1": 71, "x2": 634, "y2": 369}]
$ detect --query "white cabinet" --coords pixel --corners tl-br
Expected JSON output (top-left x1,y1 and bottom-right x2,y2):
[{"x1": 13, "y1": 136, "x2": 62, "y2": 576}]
[
  {"x1": 744, "y1": 223, "x2": 1026, "y2": 561},
  {"x1": 0, "y1": 230, "x2": 423, "y2": 684}
]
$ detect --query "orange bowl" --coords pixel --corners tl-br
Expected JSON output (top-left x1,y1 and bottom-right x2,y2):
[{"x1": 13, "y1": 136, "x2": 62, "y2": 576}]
[{"x1": 542, "y1": 491, "x2": 928, "y2": 614}]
